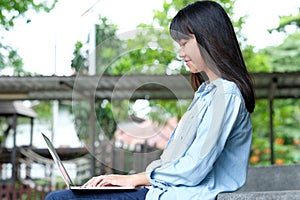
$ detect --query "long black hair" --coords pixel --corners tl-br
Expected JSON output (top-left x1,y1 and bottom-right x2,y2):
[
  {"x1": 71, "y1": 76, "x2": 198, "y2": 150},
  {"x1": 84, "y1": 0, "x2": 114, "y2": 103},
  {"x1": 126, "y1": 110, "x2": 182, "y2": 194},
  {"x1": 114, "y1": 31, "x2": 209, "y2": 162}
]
[{"x1": 170, "y1": 1, "x2": 255, "y2": 113}]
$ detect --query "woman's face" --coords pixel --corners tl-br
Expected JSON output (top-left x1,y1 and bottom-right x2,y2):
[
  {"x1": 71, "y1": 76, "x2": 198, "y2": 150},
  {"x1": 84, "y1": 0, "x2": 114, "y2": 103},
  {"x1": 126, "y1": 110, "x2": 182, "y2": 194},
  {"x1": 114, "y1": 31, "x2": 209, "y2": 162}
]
[{"x1": 178, "y1": 34, "x2": 207, "y2": 74}]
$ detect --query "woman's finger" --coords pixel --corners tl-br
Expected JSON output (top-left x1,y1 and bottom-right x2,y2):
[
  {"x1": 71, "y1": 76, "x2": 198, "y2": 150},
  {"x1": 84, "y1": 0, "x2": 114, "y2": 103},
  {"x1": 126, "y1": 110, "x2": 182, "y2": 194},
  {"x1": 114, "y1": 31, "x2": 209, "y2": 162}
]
[{"x1": 83, "y1": 176, "x2": 104, "y2": 187}]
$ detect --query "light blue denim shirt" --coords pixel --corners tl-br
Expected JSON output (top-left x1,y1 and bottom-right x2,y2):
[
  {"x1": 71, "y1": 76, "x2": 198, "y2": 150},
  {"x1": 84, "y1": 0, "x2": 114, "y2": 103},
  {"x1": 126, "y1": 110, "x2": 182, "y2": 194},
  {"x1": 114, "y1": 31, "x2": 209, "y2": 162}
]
[{"x1": 145, "y1": 78, "x2": 252, "y2": 200}]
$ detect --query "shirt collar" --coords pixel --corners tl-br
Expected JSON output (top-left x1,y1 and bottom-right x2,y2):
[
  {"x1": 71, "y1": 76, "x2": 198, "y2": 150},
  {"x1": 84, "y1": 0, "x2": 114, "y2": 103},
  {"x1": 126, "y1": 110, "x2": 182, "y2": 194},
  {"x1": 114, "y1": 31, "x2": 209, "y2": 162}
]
[{"x1": 195, "y1": 78, "x2": 223, "y2": 95}]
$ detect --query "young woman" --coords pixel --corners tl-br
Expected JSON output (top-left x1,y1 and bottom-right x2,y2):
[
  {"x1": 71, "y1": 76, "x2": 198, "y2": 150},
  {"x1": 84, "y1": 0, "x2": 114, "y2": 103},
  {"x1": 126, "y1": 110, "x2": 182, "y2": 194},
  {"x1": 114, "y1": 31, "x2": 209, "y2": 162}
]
[{"x1": 45, "y1": 1, "x2": 255, "y2": 199}]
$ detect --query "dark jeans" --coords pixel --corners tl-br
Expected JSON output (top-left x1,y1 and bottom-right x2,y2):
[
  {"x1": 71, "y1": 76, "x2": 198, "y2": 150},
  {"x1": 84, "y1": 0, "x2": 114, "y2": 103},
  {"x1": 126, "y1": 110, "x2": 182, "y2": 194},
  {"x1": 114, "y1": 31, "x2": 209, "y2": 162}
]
[{"x1": 45, "y1": 188, "x2": 149, "y2": 200}]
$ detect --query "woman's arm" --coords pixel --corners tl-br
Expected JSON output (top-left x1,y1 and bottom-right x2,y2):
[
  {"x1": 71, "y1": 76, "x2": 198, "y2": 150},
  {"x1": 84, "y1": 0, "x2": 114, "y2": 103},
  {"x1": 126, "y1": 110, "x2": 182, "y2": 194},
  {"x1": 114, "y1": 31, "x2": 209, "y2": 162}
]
[
  {"x1": 83, "y1": 172, "x2": 150, "y2": 187},
  {"x1": 132, "y1": 172, "x2": 151, "y2": 186}
]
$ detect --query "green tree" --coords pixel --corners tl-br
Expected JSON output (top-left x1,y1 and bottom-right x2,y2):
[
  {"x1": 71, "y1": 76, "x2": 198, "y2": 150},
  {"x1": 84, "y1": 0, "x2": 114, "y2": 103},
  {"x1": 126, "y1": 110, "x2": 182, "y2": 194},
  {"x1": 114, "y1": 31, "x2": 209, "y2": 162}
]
[
  {"x1": 71, "y1": 41, "x2": 88, "y2": 74},
  {"x1": 95, "y1": 16, "x2": 122, "y2": 74},
  {"x1": 0, "y1": 0, "x2": 57, "y2": 74},
  {"x1": 107, "y1": 0, "x2": 255, "y2": 124},
  {"x1": 112, "y1": 0, "x2": 243, "y2": 75},
  {"x1": 71, "y1": 0, "x2": 259, "y2": 143},
  {"x1": 274, "y1": 10, "x2": 300, "y2": 32},
  {"x1": 71, "y1": 17, "x2": 125, "y2": 141},
  {"x1": 68, "y1": 0, "x2": 300, "y2": 169},
  {"x1": 250, "y1": 7, "x2": 300, "y2": 166},
  {"x1": 261, "y1": 33, "x2": 300, "y2": 72}
]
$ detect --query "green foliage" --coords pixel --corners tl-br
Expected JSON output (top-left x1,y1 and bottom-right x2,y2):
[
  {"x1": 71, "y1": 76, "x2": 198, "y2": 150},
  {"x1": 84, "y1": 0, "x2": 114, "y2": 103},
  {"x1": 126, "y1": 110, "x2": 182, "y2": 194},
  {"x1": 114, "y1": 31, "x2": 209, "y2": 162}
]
[
  {"x1": 108, "y1": 29, "x2": 177, "y2": 75},
  {"x1": 0, "y1": 0, "x2": 57, "y2": 30},
  {"x1": 0, "y1": 43, "x2": 30, "y2": 75},
  {"x1": 95, "y1": 16, "x2": 122, "y2": 75},
  {"x1": 250, "y1": 99, "x2": 300, "y2": 165},
  {"x1": 71, "y1": 17, "x2": 125, "y2": 141},
  {"x1": 70, "y1": 0, "x2": 257, "y2": 143},
  {"x1": 96, "y1": 100, "x2": 131, "y2": 139},
  {"x1": 243, "y1": 46, "x2": 273, "y2": 72},
  {"x1": 0, "y1": 117, "x2": 10, "y2": 143},
  {"x1": 0, "y1": 0, "x2": 57, "y2": 73},
  {"x1": 273, "y1": 11, "x2": 300, "y2": 32},
  {"x1": 251, "y1": 100, "x2": 270, "y2": 139},
  {"x1": 69, "y1": 0, "x2": 300, "y2": 167},
  {"x1": 273, "y1": 99, "x2": 300, "y2": 164},
  {"x1": 148, "y1": 99, "x2": 190, "y2": 125},
  {"x1": 249, "y1": 6, "x2": 300, "y2": 166},
  {"x1": 71, "y1": 42, "x2": 88, "y2": 74},
  {"x1": 72, "y1": 101, "x2": 91, "y2": 142},
  {"x1": 31, "y1": 101, "x2": 53, "y2": 120},
  {"x1": 107, "y1": 0, "x2": 250, "y2": 135},
  {"x1": 261, "y1": 32, "x2": 300, "y2": 72}
]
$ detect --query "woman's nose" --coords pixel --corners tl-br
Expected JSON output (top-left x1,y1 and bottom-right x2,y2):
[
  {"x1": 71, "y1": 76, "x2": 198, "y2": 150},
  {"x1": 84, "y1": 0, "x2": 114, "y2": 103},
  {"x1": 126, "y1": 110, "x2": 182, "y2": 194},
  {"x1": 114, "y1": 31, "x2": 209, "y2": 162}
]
[{"x1": 178, "y1": 48, "x2": 185, "y2": 59}]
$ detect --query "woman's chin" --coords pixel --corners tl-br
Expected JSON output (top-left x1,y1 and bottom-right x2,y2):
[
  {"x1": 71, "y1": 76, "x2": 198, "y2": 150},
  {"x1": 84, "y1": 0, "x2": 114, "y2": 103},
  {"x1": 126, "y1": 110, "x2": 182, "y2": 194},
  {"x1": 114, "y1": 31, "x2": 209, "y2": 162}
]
[{"x1": 189, "y1": 68, "x2": 201, "y2": 73}]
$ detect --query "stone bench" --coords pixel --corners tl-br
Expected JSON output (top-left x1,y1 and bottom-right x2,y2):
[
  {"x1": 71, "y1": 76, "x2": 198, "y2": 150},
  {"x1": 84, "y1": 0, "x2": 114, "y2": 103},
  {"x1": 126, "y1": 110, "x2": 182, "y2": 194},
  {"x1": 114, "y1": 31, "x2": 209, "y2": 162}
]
[{"x1": 217, "y1": 164, "x2": 300, "y2": 199}]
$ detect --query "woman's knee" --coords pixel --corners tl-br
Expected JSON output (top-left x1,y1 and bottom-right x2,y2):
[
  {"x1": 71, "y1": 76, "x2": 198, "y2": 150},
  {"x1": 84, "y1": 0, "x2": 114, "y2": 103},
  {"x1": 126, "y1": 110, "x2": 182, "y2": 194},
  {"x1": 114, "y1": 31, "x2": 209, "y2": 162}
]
[{"x1": 45, "y1": 190, "x2": 72, "y2": 200}]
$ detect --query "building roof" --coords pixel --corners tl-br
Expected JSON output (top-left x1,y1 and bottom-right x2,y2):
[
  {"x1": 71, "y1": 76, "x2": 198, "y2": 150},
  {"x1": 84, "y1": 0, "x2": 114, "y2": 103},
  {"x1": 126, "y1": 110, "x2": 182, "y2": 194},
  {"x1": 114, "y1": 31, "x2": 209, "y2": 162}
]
[
  {"x1": 114, "y1": 118, "x2": 178, "y2": 149},
  {"x1": 0, "y1": 101, "x2": 37, "y2": 118},
  {"x1": 0, "y1": 72, "x2": 299, "y2": 101}
]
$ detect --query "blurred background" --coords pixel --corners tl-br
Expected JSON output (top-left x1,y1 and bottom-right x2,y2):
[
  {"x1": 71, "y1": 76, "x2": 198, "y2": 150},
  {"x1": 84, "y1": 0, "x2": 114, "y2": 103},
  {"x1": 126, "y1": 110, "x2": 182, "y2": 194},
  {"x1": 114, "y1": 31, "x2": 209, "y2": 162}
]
[{"x1": 0, "y1": 0, "x2": 300, "y2": 199}]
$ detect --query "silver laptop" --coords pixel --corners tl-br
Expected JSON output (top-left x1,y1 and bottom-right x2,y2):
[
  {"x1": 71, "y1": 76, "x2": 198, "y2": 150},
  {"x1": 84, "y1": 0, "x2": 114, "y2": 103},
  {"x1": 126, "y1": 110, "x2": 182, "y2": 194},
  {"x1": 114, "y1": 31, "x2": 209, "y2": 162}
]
[{"x1": 41, "y1": 132, "x2": 136, "y2": 190}]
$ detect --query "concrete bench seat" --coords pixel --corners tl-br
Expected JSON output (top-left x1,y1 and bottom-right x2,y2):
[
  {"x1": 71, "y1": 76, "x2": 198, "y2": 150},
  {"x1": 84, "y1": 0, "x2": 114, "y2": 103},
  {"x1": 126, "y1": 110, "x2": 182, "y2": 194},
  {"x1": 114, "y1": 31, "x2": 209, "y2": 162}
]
[{"x1": 217, "y1": 164, "x2": 300, "y2": 199}]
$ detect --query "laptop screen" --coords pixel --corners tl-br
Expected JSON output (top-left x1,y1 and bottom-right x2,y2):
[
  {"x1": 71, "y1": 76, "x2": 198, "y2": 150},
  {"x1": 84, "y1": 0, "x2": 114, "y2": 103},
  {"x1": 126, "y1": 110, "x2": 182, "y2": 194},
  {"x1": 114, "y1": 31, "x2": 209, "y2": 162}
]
[{"x1": 42, "y1": 132, "x2": 74, "y2": 187}]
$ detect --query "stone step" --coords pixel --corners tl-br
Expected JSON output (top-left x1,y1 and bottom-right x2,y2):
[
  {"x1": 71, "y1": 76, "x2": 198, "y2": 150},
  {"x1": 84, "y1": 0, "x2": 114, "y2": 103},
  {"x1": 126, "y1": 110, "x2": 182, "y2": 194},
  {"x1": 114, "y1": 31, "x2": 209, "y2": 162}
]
[{"x1": 217, "y1": 190, "x2": 300, "y2": 200}]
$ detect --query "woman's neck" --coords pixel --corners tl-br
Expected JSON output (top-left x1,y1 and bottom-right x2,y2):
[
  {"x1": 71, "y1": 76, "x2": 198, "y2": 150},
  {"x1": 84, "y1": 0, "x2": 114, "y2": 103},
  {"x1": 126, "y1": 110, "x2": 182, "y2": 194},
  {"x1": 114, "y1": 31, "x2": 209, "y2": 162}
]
[{"x1": 206, "y1": 70, "x2": 220, "y2": 82}]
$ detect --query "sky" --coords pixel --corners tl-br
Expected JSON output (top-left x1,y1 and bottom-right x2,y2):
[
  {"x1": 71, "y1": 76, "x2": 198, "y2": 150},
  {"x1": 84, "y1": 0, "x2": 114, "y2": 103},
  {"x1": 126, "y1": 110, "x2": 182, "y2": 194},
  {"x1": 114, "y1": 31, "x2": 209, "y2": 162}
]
[
  {"x1": 1, "y1": 0, "x2": 300, "y2": 76},
  {"x1": 1, "y1": 0, "x2": 163, "y2": 76}
]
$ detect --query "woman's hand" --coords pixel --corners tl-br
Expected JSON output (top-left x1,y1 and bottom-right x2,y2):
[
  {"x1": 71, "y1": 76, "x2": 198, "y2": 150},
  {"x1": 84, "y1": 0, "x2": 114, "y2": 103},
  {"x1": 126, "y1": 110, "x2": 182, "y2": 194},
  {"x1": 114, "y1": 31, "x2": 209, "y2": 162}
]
[
  {"x1": 82, "y1": 173, "x2": 150, "y2": 187},
  {"x1": 83, "y1": 174, "x2": 133, "y2": 187}
]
